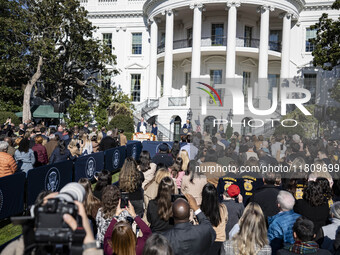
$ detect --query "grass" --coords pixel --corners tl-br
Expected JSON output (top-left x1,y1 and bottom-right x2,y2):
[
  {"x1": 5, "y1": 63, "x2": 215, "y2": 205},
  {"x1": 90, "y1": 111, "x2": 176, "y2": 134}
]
[
  {"x1": 0, "y1": 221, "x2": 22, "y2": 246},
  {"x1": 0, "y1": 172, "x2": 120, "y2": 247}
]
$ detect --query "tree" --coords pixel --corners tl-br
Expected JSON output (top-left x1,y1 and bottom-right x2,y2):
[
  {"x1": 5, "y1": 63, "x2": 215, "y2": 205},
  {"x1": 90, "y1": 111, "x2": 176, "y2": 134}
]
[
  {"x1": 274, "y1": 105, "x2": 322, "y2": 138},
  {"x1": 108, "y1": 114, "x2": 134, "y2": 133},
  {"x1": 0, "y1": 85, "x2": 23, "y2": 112},
  {"x1": 310, "y1": 0, "x2": 340, "y2": 71},
  {"x1": 226, "y1": 123, "x2": 233, "y2": 139},
  {"x1": 108, "y1": 90, "x2": 134, "y2": 119},
  {"x1": 93, "y1": 86, "x2": 113, "y2": 129},
  {"x1": 64, "y1": 95, "x2": 91, "y2": 128},
  {"x1": 0, "y1": 0, "x2": 117, "y2": 122}
]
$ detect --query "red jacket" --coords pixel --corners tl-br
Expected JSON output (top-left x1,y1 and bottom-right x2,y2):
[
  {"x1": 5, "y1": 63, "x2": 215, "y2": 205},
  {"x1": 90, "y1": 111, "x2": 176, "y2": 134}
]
[{"x1": 32, "y1": 144, "x2": 48, "y2": 165}]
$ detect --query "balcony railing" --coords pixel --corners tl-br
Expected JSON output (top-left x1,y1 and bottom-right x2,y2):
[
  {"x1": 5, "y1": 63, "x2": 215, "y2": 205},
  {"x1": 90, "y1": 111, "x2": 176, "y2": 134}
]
[
  {"x1": 236, "y1": 37, "x2": 260, "y2": 48},
  {"x1": 168, "y1": 97, "x2": 187, "y2": 107},
  {"x1": 157, "y1": 36, "x2": 282, "y2": 54},
  {"x1": 201, "y1": 36, "x2": 227, "y2": 47}
]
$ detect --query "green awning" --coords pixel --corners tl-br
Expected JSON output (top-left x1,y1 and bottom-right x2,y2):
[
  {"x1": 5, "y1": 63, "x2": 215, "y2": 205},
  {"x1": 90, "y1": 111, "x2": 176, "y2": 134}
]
[{"x1": 15, "y1": 105, "x2": 63, "y2": 119}]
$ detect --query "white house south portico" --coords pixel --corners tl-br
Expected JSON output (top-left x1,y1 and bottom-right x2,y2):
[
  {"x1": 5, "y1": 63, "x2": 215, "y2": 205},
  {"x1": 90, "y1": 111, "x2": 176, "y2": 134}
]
[{"x1": 82, "y1": 0, "x2": 340, "y2": 139}]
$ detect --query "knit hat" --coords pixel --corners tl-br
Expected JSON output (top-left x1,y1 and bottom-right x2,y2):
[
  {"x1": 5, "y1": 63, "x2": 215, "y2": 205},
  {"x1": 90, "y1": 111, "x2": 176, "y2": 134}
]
[
  {"x1": 227, "y1": 184, "x2": 240, "y2": 198},
  {"x1": 159, "y1": 143, "x2": 169, "y2": 152}
]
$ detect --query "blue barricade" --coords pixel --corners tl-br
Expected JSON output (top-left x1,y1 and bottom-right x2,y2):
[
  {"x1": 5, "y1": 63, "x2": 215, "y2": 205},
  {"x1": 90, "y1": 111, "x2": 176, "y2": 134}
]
[
  {"x1": 0, "y1": 172, "x2": 26, "y2": 219},
  {"x1": 74, "y1": 152, "x2": 104, "y2": 182},
  {"x1": 141, "y1": 141, "x2": 187, "y2": 158},
  {"x1": 126, "y1": 141, "x2": 142, "y2": 160},
  {"x1": 26, "y1": 160, "x2": 73, "y2": 206},
  {"x1": 141, "y1": 141, "x2": 174, "y2": 158},
  {"x1": 104, "y1": 146, "x2": 127, "y2": 172}
]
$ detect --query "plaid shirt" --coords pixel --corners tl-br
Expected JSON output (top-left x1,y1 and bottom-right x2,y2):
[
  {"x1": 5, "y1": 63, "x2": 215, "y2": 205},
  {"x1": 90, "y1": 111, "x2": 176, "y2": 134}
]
[{"x1": 222, "y1": 240, "x2": 272, "y2": 255}]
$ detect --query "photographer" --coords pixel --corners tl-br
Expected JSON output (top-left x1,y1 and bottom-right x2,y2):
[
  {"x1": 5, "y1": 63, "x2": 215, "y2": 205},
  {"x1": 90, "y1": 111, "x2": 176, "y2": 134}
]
[
  {"x1": 103, "y1": 201, "x2": 151, "y2": 255},
  {"x1": 3, "y1": 187, "x2": 103, "y2": 254}
]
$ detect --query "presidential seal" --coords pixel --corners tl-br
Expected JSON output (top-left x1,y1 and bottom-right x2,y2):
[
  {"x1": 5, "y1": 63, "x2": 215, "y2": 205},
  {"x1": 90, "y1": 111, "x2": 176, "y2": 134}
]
[{"x1": 45, "y1": 167, "x2": 60, "y2": 192}]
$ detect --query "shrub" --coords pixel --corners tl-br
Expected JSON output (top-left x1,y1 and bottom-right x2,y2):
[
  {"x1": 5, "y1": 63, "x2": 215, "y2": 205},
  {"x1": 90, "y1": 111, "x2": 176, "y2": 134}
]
[
  {"x1": 0, "y1": 112, "x2": 21, "y2": 126},
  {"x1": 108, "y1": 114, "x2": 134, "y2": 133},
  {"x1": 274, "y1": 123, "x2": 305, "y2": 137}
]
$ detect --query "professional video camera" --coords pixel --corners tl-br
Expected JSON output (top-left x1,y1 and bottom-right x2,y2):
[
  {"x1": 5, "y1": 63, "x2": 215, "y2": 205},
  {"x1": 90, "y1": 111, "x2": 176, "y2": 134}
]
[{"x1": 12, "y1": 183, "x2": 86, "y2": 255}]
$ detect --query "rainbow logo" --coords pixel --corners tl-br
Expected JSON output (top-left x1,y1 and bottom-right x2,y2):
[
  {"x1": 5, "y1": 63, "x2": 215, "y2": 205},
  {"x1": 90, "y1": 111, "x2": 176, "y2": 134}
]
[{"x1": 196, "y1": 82, "x2": 223, "y2": 106}]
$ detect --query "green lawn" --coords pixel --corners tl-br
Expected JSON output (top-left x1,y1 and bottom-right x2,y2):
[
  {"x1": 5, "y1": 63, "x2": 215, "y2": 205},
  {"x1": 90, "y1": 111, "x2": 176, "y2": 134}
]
[
  {"x1": 0, "y1": 222, "x2": 22, "y2": 246},
  {"x1": 0, "y1": 172, "x2": 120, "y2": 246}
]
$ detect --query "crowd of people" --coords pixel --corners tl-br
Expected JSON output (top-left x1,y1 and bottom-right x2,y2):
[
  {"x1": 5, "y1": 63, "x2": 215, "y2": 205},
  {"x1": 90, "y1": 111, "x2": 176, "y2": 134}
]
[
  {"x1": 2, "y1": 117, "x2": 340, "y2": 255},
  {"x1": 0, "y1": 118, "x2": 127, "y2": 177}
]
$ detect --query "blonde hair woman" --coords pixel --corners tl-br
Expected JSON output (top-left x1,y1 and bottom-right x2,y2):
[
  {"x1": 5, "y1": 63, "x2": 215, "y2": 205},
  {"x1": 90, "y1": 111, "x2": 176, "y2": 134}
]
[
  {"x1": 223, "y1": 203, "x2": 271, "y2": 255},
  {"x1": 179, "y1": 150, "x2": 189, "y2": 171}
]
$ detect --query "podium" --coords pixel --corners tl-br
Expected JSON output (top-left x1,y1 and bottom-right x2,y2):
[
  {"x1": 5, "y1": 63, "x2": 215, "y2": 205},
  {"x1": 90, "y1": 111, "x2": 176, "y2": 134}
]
[{"x1": 132, "y1": 132, "x2": 156, "y2": 141}]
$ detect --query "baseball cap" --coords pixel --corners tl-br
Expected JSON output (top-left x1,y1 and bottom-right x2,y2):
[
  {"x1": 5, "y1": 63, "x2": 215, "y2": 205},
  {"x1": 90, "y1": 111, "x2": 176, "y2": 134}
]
[{"x1": 227, "y1": 184, "x2": 240, "y2": 198}]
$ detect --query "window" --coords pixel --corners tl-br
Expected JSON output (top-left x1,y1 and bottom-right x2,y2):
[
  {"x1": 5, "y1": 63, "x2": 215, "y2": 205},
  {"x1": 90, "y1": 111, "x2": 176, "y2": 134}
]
[
  {"x1": 304, "y1": 73, "x2": 317, "y2": 104},
  {"x1": 160, "y1": 33, "x2": 165, "y2": 45},
  {"x1": 103, "y1": 33, "x2": 112, "y2": 50},
  {"x1": 210, "y1": 70, "x2": 222, "y2": 85},
  {"x1": 132, "y1": 33, "x2": 142, "y2": 55},
  {"x1": 244, "y1": 26, "x2": 253, "y2": 47},
  {"x1": 269, "y1": 30, "x2": 282, "y2": 51},
  {"x1": 243, "y1": 72, "x2": 251, "y2": 100},
  {"x1": 131, "y1": 74, "x2": 141, "y2": 102},
  {"x1": 306, "y1": 28, "x2": 316, "y2": 52},
  {"x1": 210, "y1": 70, "x2": 223, "y2": 105},
  {"x1": 160, "y1": 74, "x2": 164, "y2": 97},
  {"x1": 185, "y1": 72, "x2": 191, "y2": 96},
  {"x1": 187, "y1": 28, "x2": 193, "y2": 47},
  {"x1": 268, "y1": 74, "x2": 280, "y2": 101},
  {"x1": 211, "y1": 24, "x2": 224, "y2": 46}
]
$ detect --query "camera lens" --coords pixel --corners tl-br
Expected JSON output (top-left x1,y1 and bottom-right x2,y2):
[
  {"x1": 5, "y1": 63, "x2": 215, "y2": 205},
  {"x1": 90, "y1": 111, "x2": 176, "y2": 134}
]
[{"x1": 56, "y1": 183, "x2": 85, "y2": 203}]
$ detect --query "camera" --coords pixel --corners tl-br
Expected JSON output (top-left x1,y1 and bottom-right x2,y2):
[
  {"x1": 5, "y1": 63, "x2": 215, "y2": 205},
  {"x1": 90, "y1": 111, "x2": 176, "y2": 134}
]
[
  {"x1": 34, "y1": 183, "x2": 86, "y2": 244},
  {"x1": 11, "y1": 183, "x2": 86, "y2": 253}
]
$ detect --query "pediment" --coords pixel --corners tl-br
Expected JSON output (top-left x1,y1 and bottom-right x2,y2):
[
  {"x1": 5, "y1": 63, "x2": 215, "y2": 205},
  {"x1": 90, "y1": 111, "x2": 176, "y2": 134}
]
[
  {"x1": 180, "y1": 59, "x2": 191, "y2": 67},
  {"x1": 125, "y1": 63, "x2": 146, "y2": 69},
  {"x1": 240, "y1": 58, "x2": 257, "y2": 67}
]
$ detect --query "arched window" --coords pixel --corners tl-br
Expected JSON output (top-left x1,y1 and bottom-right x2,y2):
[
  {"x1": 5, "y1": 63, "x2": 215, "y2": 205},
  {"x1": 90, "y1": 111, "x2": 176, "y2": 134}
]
[
  {"x1": 241, "y1": 117, "x2": 252, "y2": 135},
  {"x1": 204, "y1": 116, "x2": 217, "y2": 136}
]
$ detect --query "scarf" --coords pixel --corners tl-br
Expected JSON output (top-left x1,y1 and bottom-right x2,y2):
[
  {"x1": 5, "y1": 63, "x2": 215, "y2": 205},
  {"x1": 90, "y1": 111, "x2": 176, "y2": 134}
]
[{"x1": 285, "y1": 241, "x2": 319, "y2": 254}]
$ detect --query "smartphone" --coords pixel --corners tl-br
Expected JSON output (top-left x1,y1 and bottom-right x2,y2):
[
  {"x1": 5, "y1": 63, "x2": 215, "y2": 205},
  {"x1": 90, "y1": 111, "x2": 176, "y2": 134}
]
[{"x1": 120, "y1": 192, "x2": 129, "y2": 208}]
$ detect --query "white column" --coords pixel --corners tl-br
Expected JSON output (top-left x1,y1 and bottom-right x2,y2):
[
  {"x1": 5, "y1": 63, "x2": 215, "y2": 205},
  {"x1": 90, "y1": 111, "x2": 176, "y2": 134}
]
[
  {"x1": 257, "y1": 5, "x2": 273, "y2": 109},
  {"x1": 280, "y1": 12, "x2": 292, "y2": 79},
  {"x1": 226, "y1": 1, "x2": 240, "y2": 79},
  {"x1": 258, "y1": 5, "x2": 272, "y2": 79},
  {"x1": 148, "y1": 18, "x2": 158, "y2": 99},
  {"x1": 190, "y1": 3, "x2": 203, "y2": 79},
  {"x1": 163, "y1": 9, "x2": 174, "y2": 97}
]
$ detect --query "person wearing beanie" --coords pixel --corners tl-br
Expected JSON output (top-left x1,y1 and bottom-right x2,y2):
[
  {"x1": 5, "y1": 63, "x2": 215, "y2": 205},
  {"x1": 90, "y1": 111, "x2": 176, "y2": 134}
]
[
  {"x1": 221, "y1": 184, "x2": 244, "y2": 239},
  {"x1": 319, "y1": 202, "x2": 340, "y2": 253},
  {"x1": 152, "y1": 143, "x2": 173, "y2": 168}
]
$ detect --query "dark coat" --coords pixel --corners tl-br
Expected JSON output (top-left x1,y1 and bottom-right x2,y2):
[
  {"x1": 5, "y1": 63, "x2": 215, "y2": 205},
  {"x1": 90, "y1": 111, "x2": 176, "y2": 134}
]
[
  {"x1": 248, "y1": 184, "x2": 281, "y2": 220},
  {"x1": 162, "y1": 212, "x2": 216, "y2": 255},
  {"x1": 49, "y1": 147, "x2": 74, "y2": 164},
  {"x1": 147, "y1": 199, "x2": 174, "y2": 233},
  {"x1": 98, "y1": 136, "x2": 118, "y2": 151},
  {"x1": 294, "y1": 199, "x2": 330, "y2": 234},
  {"x1": 152, "y1": 153, "x2": 173, "y2": 168}
]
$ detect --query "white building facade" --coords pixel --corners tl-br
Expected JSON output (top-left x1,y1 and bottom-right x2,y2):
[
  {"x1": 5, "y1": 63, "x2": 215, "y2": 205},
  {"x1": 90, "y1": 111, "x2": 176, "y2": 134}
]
[{"x1": 82, "y1": 0, "x2": 340, "y2": 140}]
